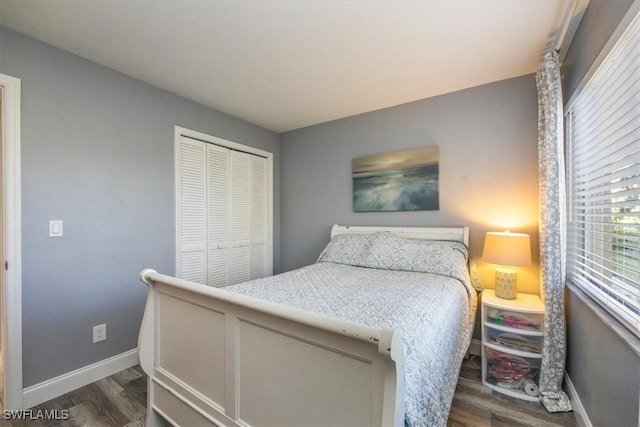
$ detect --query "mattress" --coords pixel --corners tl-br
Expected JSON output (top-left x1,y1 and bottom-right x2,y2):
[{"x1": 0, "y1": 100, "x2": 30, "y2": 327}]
[{"x1": 223, "y1": 261, "x2": 477, "y2": 427}]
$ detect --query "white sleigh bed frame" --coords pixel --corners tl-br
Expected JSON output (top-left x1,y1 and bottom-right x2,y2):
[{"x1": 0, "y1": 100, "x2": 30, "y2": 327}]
[{"x1": 138, "y1": 225, "x2": 469, "y2": 427}]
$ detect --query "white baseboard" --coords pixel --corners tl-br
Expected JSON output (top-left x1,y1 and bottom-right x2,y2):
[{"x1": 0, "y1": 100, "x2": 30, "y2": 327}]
[
  {"x1": 23, "y1": 348, "x2": 138, "y2": 409},
  {"x1": 564, "y1": 372, "x2": 592, "y2": 427},
  {"x1": 467, "y1": 338, "x2": 482, "y2": 356}
]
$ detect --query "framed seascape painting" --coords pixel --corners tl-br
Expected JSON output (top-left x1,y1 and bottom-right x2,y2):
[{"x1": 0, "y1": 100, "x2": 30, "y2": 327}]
[{"x1": 353, "y1": 146, "x2": 439, "y2": 212}]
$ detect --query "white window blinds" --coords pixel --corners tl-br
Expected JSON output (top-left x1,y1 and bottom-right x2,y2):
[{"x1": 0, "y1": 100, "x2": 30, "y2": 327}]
[{"x1": 566, "y1": 11, "x2": 640, "y2": 335}]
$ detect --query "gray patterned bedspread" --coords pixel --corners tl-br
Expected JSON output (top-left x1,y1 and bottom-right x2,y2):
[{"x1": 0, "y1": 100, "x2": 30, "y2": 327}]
[{"x1": 223, "y1": 261, "x2": 477, "y2": 427}]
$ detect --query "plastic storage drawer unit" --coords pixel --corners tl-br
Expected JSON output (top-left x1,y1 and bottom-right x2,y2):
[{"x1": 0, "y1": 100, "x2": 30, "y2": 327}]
[{"x1": 481, "y1": 290, "x2": 545, "y2": 402}]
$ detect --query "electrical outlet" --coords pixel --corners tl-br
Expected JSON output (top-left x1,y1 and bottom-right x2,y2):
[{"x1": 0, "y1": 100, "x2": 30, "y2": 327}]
[{"x1": 93, "y1": 324, "x2": 107, "y2": 343}]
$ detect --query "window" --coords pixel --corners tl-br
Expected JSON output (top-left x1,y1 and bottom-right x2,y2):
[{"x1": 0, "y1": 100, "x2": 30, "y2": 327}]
[{"x1": 566, "y1": 10, "x2": 640, "y2": 336}]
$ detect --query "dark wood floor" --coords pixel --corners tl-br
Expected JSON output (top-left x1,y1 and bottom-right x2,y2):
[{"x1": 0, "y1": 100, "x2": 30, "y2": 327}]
[{"x1": 6, "y1": 356, "x2": 577, "y2": 426}]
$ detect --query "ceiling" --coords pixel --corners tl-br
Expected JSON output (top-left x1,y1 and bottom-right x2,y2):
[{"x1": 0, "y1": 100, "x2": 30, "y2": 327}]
[{"x1": 0, "y1": 1, "x2": 570, "y2": 132}]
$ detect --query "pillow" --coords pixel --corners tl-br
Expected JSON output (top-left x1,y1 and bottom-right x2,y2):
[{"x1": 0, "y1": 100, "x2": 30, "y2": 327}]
[
  {"x1": 365, "y1": 232, "x2": 469, "y2": 279},
  {"x1": 469, "y1": 261, "x2": 484, "y2": 292},
  {"x1": 317, "y1": 233, "x2": 372, "y2": 266},
  {"x1": 318, "y1": 232, "x2": 470, "y2": 284}
]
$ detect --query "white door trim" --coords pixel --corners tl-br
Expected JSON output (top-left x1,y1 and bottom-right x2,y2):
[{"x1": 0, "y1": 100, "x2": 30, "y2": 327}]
[
  {"x1": 174, "y1": 126, "x2": 274, "y2": 279},
  {"x1": 0, "y1": 73, "x2": 23, "y2": 409}
]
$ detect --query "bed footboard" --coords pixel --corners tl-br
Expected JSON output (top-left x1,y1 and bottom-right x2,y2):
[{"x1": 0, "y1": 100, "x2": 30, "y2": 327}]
[{"x1": 138, "y1": 269, "x2": 405, "y2": 427}]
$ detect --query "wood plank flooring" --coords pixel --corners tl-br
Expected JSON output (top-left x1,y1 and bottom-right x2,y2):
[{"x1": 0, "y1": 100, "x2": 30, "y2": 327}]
[
  {"x1": 449, "y1": 356, "x2": 577, "y2": 427},
  {"x1": 3, "y1": 366, "x2": 147, "y2": 427},
  {"x1": 5, "y1": 356, "x2": 577, "y2": 426}
]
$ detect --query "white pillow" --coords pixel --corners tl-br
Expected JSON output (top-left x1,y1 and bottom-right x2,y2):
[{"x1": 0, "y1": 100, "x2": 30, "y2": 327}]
[
  {"x1": 317, "y1": 233, "x2": 372, "y2": 266},
  {"x1": 318, "y1": 232, "x2": 472, "y2": 286}
]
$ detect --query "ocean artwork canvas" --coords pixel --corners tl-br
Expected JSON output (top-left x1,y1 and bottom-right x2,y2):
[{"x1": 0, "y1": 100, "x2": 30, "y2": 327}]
[{"x1": 353, "y1": 146, "x2": 439, "y2": 212}]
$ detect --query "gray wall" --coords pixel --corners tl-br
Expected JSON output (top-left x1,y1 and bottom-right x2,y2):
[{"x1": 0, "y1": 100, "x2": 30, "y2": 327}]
[
  {"x1": 566, "y1": 288, "x2": 640, "y2": 427},
  {"x1": 561, "y1": 0, "x2": 636, "y2": 100},
  {"x1": 0, "y1": 28, "x2": 280, "y2": 387},
  {"x1": 560, "y1": 1, "x2": 640, "y2": 425},
  {"x1": 280, "y1": 74, "x2": 542, "y2": 296}
]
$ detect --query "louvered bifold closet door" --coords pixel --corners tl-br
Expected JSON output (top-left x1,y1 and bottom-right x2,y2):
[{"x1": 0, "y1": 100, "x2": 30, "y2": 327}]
[
  {"x1": 229, "y1": 151, "x2": 251, "y2": 285},
  {"x1": 178, "y1": 137, "x2": 207, "y2": 284},
  {"x1": 207, "y1": 143, "x2": 230, "y2": 287},
  {"x1": 250, "y1": 155, "x2": 268, "y2": 279}
]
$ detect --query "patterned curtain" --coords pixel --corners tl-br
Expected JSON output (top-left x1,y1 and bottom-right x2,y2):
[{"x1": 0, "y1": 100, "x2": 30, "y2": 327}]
[{"x1": 536, "y1": 50, "x2": 573, "y2": 412}]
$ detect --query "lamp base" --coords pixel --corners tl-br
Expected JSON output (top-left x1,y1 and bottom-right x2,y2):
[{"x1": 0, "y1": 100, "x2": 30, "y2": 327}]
[{"x1": 495, "y1": 267, "x2": 517, "y2": 299}]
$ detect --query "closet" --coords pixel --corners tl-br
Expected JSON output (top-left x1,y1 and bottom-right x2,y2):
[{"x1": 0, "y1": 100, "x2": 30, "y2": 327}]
[{"x1": 176, "y1": 133, "x2": 270, "y2": 287}]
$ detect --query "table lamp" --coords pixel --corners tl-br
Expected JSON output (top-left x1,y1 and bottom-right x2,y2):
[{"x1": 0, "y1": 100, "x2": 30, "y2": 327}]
[{"x1": 482, "y1": 231, "x2": 532, "y2": 299}]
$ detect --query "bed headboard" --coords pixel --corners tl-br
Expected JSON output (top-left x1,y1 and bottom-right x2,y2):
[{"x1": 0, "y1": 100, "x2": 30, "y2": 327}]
[{"x1": 330, "y1": 224, "x2": 469, "y2": 246}]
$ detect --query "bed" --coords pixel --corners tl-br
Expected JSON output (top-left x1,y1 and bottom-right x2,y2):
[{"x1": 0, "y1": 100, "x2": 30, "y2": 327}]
[{"x1": 138, "y1": 225, "x2": 477, "y2": 427}]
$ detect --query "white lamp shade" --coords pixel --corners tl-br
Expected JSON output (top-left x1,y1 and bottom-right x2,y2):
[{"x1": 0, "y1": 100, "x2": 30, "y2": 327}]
[{"x1": 482, "y1": 231, "x2": 532, "y2": 267}]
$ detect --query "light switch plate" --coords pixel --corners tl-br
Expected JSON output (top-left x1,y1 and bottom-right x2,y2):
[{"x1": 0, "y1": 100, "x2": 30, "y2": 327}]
[{"x1": 49, "y1": 220, "x2": 63, "y2": 237}]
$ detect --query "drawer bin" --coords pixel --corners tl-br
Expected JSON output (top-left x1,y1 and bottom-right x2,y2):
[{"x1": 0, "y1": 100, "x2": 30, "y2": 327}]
[
  {"x1": 484, "y1": 347, "x2": 541, "y2": 397},
  {"x1": 484, "y1": 306, "x2": 543, "y2": 332},
  {"x1": 485, "y1": 327, "x2": 542, "y2": 354}
]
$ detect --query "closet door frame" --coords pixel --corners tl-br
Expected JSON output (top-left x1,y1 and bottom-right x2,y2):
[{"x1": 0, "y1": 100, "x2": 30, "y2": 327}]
[{"x1": 174, "y1": 126, "x2": 273, "y2": 280}]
